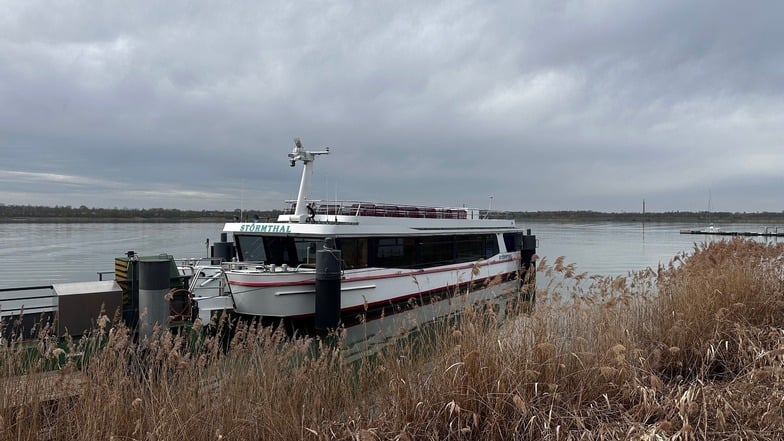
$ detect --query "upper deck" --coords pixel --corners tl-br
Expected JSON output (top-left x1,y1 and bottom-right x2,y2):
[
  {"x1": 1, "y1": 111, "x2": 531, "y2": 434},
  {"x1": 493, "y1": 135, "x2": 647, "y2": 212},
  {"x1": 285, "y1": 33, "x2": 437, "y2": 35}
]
[
  {"x1": 223, "y1": 200, "x2": 517, "y2": 237},
  {"x1": 281, "y1": 200, "x2": 479, "y2": 220}
]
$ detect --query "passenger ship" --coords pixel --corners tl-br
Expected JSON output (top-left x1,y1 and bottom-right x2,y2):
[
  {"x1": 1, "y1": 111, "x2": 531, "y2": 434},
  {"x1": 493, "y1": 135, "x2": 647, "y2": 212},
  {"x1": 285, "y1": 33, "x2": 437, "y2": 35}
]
[{"x1": 214, "y1": 139, "x2": 536, "y2": 326}]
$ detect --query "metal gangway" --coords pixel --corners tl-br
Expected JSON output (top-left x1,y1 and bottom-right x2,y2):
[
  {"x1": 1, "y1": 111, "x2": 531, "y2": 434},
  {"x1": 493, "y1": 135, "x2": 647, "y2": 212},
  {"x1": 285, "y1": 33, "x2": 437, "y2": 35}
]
[{"x1": 175, "y1": 257, "x2": 235, "y2": 323}]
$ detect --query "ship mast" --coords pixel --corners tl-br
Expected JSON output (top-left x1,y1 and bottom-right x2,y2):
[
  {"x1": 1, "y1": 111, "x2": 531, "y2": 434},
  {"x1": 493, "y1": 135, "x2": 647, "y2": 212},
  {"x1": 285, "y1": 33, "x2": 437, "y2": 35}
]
[{"x1": 287, "y1": 138, "x2": 329, "y2": 223}]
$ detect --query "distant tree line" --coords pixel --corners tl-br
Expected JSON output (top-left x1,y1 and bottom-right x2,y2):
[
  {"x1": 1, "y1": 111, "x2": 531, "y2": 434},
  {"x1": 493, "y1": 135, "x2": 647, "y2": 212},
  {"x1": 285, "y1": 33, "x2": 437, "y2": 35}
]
[
  {"x1": 1, "y1": 204, "x2": 783, "y2": 223},
  {"x1": 0, "y1": 204, "x2": 282, "y2": 222}
]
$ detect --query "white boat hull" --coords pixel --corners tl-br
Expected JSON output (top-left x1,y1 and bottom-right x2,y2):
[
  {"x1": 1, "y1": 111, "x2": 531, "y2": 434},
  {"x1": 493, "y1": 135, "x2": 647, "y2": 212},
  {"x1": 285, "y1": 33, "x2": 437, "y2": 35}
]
[{"x1": 226, "y1": 254, "x2": 521, "y2": 318}]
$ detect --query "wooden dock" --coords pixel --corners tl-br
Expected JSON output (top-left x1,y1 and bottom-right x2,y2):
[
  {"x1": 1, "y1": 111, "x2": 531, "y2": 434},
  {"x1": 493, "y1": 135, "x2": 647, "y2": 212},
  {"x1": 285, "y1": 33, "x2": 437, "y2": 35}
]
[{"x1": 679, "y1": 228, "x2": 784, "y2": 237}]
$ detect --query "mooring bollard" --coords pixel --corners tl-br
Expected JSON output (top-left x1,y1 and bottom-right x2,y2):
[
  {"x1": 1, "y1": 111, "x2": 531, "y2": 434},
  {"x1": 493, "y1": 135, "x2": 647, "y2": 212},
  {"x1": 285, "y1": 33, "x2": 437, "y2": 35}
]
[
  {"x1": 315, "y1": 240, "x2": 342, "y2": 330},
  {"x1": 138, "y1": 259, "x2": 171, "y2": 339}
]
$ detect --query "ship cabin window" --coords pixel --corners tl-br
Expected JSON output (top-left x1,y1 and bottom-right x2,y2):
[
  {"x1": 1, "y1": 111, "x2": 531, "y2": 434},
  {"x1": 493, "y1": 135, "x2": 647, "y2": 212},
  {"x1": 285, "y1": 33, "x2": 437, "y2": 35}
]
[
  {"x1": 455, "y1": 235, "x2": 484, "y2": 262},
  {"x1": 336, "y1": 238, "x2": 368, "y2": 269},
  {"x1": 485, "y1": 234, "x2": 501, "y2": 257},
  {"x1": 371, "y1": 237, "x2": 417, "y2": 268},
  {"x1": 503, "y1": 232, "x2": 522, "y2": 252},
  {"x1": 234, "y1": 235, "x2": 323, "y2": 266},
  {"x1": 419, "y1": 236, "x2": 455, "y2": 266},
  {"x1": 366, "y1": 234, "x2": 499, "y2": 269},
  {"x1": 235, "y1": 235, "x2": 266, "y2": 262}
]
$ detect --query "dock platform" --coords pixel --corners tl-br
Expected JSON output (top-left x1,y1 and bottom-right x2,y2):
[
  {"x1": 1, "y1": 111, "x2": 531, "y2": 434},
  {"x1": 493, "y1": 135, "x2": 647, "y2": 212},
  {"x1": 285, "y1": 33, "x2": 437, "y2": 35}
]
[{"x1": 679, "y1": 228, "x2": 784, "y2": 237}]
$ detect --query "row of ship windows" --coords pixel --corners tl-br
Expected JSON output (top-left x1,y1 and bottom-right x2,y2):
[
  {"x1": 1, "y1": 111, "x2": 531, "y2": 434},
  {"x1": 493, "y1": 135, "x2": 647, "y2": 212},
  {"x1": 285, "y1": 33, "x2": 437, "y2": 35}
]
[{"x1": 235, "y1": 234, "x2": 511, "y2": 269}]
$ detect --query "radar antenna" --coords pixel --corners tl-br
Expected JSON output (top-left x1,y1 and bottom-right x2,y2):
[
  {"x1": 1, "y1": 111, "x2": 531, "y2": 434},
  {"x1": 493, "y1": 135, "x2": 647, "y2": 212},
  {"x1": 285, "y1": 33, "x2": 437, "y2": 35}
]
[{"x1": 287, "y1": 138, "x2": 330, "y2": 222}]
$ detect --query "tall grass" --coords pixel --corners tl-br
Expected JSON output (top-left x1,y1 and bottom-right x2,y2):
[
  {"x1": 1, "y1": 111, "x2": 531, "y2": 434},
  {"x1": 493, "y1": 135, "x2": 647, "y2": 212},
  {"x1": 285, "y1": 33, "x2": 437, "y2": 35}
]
[{"x1": 1, "y1": 238, "x2": 783, "y2": 440}]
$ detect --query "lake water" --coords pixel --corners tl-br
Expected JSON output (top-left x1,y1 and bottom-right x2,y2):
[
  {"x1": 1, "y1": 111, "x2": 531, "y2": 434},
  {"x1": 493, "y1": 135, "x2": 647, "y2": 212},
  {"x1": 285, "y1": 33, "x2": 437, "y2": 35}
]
[
  {"x1": 1, "y1": 221, "x2": 781, "y2": 289},
  {"x1": 526, "y1": 221, "x2": 782, "y2": 275}
]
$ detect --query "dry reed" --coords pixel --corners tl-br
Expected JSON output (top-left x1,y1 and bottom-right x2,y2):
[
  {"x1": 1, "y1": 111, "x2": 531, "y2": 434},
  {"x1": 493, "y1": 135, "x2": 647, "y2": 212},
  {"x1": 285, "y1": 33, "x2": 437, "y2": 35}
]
[{"x1": 1, "y1": 237, "x2": 783, "y2": 440}]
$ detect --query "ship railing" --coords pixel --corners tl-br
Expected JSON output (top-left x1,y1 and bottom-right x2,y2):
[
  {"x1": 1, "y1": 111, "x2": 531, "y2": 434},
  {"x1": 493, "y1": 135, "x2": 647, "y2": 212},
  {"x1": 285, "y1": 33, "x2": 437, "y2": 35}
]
[
  {"x1": 221, "y1": 261, "x2": 317, "y2": 273},
  {"x1": 283, "y1": 200, "x2": 470, "y2": 219},
  {"x1": 222, "y1": 261, "x2": 267, "y2": 271},
  {"x1": 174, "y1": 258, "x2": 229, "y2": 297},
  {"x1": 186, "y1": 268, "x2": 230, "y2": 304},
  {"x1": 175, "y1": 257, "x2": 226, "y2": 268}
]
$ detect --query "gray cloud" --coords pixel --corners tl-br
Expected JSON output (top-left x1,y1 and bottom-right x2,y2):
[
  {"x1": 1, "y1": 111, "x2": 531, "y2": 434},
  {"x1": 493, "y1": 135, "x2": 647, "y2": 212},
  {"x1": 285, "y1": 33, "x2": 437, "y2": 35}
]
[{"x1": 1, "y1": 0, "x2": 782, "y2": 212}]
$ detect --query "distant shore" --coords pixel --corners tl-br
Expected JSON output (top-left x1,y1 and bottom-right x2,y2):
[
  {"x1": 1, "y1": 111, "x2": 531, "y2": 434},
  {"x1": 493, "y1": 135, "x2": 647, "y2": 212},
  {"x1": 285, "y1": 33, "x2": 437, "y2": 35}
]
[
  {"x1": 510, "y1": 211, "x2": 784, "y2": 223},
  {"x1": 0, "y1": 206, "x2": 281, "y2": 223},
  {"x1": 1, "y1": 205, "x2": 783, "y2": 223}
]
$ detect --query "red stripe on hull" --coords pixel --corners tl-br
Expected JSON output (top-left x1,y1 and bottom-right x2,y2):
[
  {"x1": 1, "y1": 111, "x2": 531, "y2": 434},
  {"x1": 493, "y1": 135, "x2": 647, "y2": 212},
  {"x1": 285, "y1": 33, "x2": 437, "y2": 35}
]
[{"x1": 228, "y1": 257, "x2": 518, "y2": 288}]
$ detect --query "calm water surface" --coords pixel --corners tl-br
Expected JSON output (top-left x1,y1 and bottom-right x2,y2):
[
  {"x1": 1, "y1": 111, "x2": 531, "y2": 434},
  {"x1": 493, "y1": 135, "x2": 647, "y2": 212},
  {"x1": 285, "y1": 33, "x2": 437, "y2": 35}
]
[
  {"x1": 0, "y1": 221, "x2": 781, "y2": 289},
  {"x1": 527, "y1": 221, "x2": 782, "y2": 275},
  {"x1": 0, "y1": 222, "x2": 223, "y2": 289}
]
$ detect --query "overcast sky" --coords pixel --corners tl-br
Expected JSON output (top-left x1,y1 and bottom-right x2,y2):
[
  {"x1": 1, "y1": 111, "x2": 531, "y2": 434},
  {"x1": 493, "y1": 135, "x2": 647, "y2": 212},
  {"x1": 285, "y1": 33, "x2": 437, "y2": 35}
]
[{"x1": 1, "y1": 1, "x2": 782, "y2": 213}]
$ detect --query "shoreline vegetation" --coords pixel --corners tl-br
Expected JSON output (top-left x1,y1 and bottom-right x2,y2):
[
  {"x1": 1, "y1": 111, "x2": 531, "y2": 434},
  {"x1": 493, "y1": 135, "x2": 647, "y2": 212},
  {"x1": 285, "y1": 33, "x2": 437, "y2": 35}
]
[
  {"x1": 2, "y1": 239, "x2": 783, "y2": 439},
  {"x1": 2, "y1": 204, "x2": 784, "y2": 223}
]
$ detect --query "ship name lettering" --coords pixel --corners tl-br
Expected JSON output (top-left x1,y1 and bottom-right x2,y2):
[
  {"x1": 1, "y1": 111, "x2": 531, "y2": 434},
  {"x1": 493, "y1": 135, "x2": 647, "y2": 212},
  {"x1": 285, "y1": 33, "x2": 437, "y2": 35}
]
[{"x1": 239, "y1": 224, "x2": 292, "y2": 233}]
